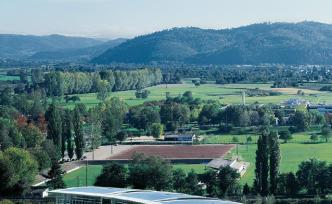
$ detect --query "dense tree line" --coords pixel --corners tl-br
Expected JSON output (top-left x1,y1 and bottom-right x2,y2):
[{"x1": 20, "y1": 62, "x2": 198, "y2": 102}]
[
  {"x1": 43, "y1": 68, "x2": 162, "y2": 96},
  {"x1": 95, "y1": 154, "x2": 240, "y2": 197}
]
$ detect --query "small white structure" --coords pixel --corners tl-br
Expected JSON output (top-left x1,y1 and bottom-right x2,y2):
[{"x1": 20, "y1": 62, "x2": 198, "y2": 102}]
[{"x1": 207, "y1": 158, "x2": 249, "y2": 176}]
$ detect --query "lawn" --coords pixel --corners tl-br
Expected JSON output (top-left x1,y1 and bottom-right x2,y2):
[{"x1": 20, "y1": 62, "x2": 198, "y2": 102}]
[
  {"x1": 234, "y1": 142, "x2": 332, "y2": 185},
  {"x1": 0, "y1": 75, "x2": 20, "y2": 81},
  {"x1": 63, "y1": 164, "x2": 206, "y2": 188}
]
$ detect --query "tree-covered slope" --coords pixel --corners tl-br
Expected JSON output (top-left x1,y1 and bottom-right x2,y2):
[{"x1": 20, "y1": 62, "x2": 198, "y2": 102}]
[
  {"x1": 0, "y1": 34, "x2": 104, "y2": 59},
  {"x1": 30, "y1": 38, "x2": 127, "y2": 62},
  {"x1": 92, "y1": 22, "x2": 332, "y2": 65}
]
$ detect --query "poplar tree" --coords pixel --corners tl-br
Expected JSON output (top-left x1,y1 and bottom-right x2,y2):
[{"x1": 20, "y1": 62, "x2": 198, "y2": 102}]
[
  {"x1": 269, "y1": 132, "x2": 280, "y2": 194},
  {"x1": 46, "y1": 103, "x2": 62, "y2": 155},
  {"x1": 73, "y1": 105, "x2": 84, "y2": 159},
  {"x1": 63, "y1": 110, "x2": 74, "y2": 160},
  {"x1": 254, "y1": 130, "x2": 269, "y2": 196}
]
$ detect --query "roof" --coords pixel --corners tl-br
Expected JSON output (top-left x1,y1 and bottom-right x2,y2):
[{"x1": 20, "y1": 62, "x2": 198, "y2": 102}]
[
  {"x1": 49, "y1": 187, "x2": 239, "y2": 204},
  {"x1": 207, "y1": 159, "x2": 235, "y2": 169},
  {"x1": 164, "y1": 134, "x2": 194, "y2": 138}
]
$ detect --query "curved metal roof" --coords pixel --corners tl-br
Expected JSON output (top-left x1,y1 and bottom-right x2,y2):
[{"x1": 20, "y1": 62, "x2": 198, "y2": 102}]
[{"x1": 49, "y1": 186, "x2": 240, "y2": 204}]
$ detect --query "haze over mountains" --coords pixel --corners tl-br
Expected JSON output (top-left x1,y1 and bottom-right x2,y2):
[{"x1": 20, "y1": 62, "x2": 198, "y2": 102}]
[{"x1": 2, "y1": 22, "x2": 332, "y2": 65}]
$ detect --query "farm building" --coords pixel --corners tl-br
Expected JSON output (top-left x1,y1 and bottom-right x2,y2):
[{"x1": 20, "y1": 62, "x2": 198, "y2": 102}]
[
  {"x1": 164, "y1": 133, "x2": 196, "y2": 142},
  {"x1": 308, "y1": 105, "x2": 332, "y2": 113},
  {"x1": 207, "y1": 158, "x2": 249, "y2": 176},
  {"x1": 283, "y1": 98, "x2": 310, "y2": 107},
  {"x1": 48, "y1": 186, "x2": 240, "y2": 204}
]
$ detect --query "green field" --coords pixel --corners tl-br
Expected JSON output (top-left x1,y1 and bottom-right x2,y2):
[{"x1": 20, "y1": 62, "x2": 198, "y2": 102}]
[
  {"x1": 234, "y1": 142, "x2": 332, "y2": 185},
  {"x1": 0, "y1": 75, "x2": 20, "y2": 81},
  {"x1": 64, "y1": 164, "x2": 207, "y2": 188},
  {"x1": 61, "y1": 81, "x2": 332, "y2": 108}
]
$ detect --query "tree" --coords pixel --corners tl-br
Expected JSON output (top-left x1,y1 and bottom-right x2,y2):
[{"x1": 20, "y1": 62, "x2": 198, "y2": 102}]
[
  {"x1": 243, "y1": 183, "x2": 251, "y2": 195},
  {"x1": 277, "y1": 172, "x2": 299, "y2": 196},
  {"x1": 269, "y1": 132, "x2": 280, "y2": 195},
  {"x1": 321, "y1": 124, "x2": 331, "y2": 143},
  {"x1": 198, "y1": 103, "x2": 220, "y2": 125},
  {"x1": 47, "y1": 160, "x2": 65, "y2": 190},
  {"x1": 73, "y1": 106, "x2": 84, "y2": 159},
  {"x1": 85, "y1": 107, "x2": 102, "y2": 155},
  {"x1": 128, "y1": 154, "x2": 173, "y2": 191},
  {"x1": 289, "y1": 110, "x2": 311, "y2": 132},
  {"x1": 310, "y1": 133, "x2": 319, "y2": 143},
  {"x1": 296, "y1": 159, "x2": 330, "y2": 194},
  {"x1": 254, "y1": 131, "x2": 269, "y2": 196},
  {"x1": 172, "y1": 168, "x2": 187, "y2": 193},
  {"x1": 0, "y1": 88, "x2": 14, "y2": 106},
  {"x1": 31, "y1": 69, "x2": 44, "y2": 84},
  {"x1": 0, "y1": 148, "x2": 38, "y2": 195},
  {"x1": 160, "y1": 102, "x2": 190, "y2": 131},
  {"x1": 30, "y1": 148, "x2": 51, "y2": 171},
  {"x1": 101, "y1": 98, "x2": 127, "y2": 144},
  {"x1": 279, "y1": 129, "x2": 292, "y2": 143},
  {"x1": 97, "y1": 80, "x2": 110, "y2": 101},
  {"x1": 201, "y1": 169, "x2": 219, "y2": 197},
  {"x1": 95, "y1": 163, "x2": 127, "y2": 188},
  {"x1": 0, "y1": 117, "x2": 24, "y2": 150},
  {"x1": 184, "y1": 170, "x2": 203, "y2": 196},
  {"x1": 128, "y1": 106, "x2": 160, "y2": 131},
  {"x1": 232, "y1": 136, "x2": 239, "y2": 143},
  {"x1": 63, "y1": 110, "x2": 74, "y2": 160},
  {"x1": 218, "y1": 166, "x2": 240, "y2": 196},
  {"x1": 46, "y1": 103, "x2": 62, "y2": 154},
  {"x1": 151, "y1": 123, "x2": 163, "y2": 139}
]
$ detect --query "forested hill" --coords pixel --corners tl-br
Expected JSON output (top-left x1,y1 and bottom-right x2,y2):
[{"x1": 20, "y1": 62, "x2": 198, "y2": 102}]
[
  {"x1": 30, "y1": 38, "x2": 127, "y2": 62},
  {"x1": 92, "y1": 22, "x2": 332, "y2": 65},
  {"x1": 0, "y1": 34, "x2": 104, "y2": 59}
]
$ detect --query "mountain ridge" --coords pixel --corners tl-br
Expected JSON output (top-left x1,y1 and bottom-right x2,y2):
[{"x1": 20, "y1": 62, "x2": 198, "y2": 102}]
[{"x1": 92, "y1": 21, "x2": 332, "y2": 65}]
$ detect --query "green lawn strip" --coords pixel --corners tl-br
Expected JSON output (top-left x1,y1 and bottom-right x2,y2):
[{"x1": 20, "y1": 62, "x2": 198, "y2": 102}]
[{"x1": 64, "y1": 164, "x2": 206, "y2": 188}]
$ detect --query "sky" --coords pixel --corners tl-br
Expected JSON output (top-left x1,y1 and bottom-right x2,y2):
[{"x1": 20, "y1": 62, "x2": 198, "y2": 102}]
[{"x1": 1, "y1": 0, "x2": 332, "y2": 39}]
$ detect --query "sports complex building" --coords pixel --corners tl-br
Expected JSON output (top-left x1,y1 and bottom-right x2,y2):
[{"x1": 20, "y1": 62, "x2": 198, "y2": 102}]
[{"x1": 49, "y1": 186, "x2": 240, "y2": 204}]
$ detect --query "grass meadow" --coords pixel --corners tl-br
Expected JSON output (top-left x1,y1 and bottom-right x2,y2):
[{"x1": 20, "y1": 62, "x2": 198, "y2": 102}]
[{"x1": 60, "y1": 81, "x2": 332, "y2": 108}]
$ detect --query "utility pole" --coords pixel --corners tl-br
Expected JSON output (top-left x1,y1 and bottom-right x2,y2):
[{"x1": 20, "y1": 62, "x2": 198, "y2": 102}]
[{"x1": 85, "y1": 159, "x2": 88, "y2": 186}]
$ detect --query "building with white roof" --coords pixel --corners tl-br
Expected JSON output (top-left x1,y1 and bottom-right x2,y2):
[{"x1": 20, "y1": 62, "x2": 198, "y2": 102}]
[{"x1": 48, "y1": 186, "x2": 240, "y2": 204}]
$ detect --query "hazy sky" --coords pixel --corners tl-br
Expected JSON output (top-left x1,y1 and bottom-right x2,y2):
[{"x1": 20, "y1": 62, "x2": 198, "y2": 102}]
[{"x1": 1, "y1": 0, "x2": 332, "y2": 39}]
